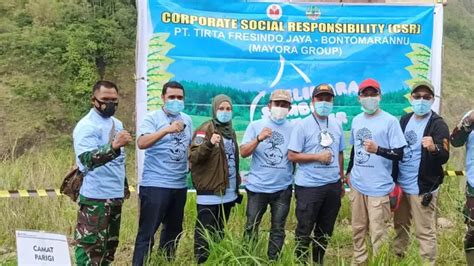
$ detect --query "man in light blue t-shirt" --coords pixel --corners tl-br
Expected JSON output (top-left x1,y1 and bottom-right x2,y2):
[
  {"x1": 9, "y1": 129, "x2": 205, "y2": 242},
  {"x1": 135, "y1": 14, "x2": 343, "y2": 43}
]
[
  {"x1": 288, "y1": 84, "x2": 345, "y2": 264},
  {"x1": 451, "y1": 109, "x2": 474, "y2": 265},
  {"x1": 133, "y1": 81, "x2": 193, "y2": 265},
  {"x1": 393, "y1": 82, "x2": 450, "y2": 265},
  {"x1": 346, "y1": 78, "x2": 407, "y2": 265},
  {"x1": 241, "y1": 89, "x2": 294, "y2": 261},
  {"x1": 73, "y1": 81, "x2": 132, "y2": 265}
]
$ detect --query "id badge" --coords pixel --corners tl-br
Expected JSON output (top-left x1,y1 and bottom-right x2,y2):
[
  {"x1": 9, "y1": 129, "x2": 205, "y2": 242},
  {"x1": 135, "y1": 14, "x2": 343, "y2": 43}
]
[{"x1": 319, "y1": 130, "x2": 333, "y2": 148}]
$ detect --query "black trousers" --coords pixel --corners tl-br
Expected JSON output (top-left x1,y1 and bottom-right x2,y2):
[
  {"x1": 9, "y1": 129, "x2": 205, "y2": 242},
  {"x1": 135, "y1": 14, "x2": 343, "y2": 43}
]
[
  {"x1": 132, "y1": 186, "x2": 187, "y2": 266},
  {"x1": 295, "y1": 181, "x2": 342, "y2": 264},
  {"x1": 194, "y1": 202, "x2": 234, "y2": 264}
]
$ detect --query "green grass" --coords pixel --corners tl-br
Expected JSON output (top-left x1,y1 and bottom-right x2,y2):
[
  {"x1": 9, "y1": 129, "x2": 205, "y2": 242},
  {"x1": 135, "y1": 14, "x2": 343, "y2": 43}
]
[{"x1": 0, "y1": 146, "x2": 468, "y2": 265}]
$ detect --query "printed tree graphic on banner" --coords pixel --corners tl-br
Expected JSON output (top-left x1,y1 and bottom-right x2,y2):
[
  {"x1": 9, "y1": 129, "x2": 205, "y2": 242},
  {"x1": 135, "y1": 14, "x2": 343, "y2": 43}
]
[
  {"x1": 147, "y1": 33, "x2": 175, "y2": 111},
  {"x1": 403, "y1": 43, "x2": 432, "y2": 113},
  {"x1": 264, "y1": 131, "x2": 284, "y2": 166}
]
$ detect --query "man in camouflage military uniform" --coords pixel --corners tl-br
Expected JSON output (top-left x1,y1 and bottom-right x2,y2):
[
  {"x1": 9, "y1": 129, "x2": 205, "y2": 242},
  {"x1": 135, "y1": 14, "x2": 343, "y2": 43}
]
[{"x1": 73, "y1": 81, "x2": 132, "y2": 265}]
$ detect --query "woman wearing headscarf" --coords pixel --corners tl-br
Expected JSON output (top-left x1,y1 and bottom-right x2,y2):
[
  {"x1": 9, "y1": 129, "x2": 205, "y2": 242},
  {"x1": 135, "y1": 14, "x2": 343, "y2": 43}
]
[{"x1": 189, "y1": 94, "x2": 242, "y2": 264}]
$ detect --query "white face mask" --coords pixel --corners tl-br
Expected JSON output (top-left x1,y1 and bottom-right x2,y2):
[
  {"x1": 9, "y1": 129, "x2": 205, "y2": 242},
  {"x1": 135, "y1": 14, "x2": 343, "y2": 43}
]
[
  {"x1": 270, "y1": 107, "x2": 289, "y2": 124},
  {"x1": 360, "y1": 96, "x2": 381, "y2": 114}
]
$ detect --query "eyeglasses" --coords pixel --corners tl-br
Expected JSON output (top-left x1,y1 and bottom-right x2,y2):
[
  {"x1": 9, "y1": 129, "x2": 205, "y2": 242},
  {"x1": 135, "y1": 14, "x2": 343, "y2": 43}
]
[{"x1": 412, "y1": 94, "x2": 433, "y2": 100}]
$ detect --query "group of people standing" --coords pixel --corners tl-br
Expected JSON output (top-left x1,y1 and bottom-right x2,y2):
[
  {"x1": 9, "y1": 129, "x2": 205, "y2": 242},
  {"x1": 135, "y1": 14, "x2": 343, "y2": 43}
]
[{"x1": 71, "y1": 79, "x2": 473, "y2": 265}]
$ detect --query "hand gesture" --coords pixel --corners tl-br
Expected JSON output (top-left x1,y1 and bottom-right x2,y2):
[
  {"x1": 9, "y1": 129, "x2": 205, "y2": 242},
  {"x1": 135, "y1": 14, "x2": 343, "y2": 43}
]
[
  {"x1": 258, "y1": 127, "x2": 272, "y2": 142},
  {"x1": 317, "y1": 150, "x2": 332, "y2": 164},
  {"x1": 461, "y1": 111, "x2": 474, "y2": 127},
  {"x1": 112, "y1": 130, "x2": 132, "y2": 149},
  {"x1": 364, "y1": 139, "x2": 378, "y2": 154},
  {"x1": 422, "y1": 136, "x2": 436, "y2": 152},
  {"x1": 167, "y1": 121, "x2": 185, "y2": 134},
  {"x1": 210, "y1": 133, "x2": 221, "y2": 146}
]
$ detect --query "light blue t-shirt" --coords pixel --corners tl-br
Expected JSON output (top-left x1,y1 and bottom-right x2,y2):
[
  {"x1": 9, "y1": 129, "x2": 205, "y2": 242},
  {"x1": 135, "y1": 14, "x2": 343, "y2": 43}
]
[
  {"x1": 197, "y1": 138, "x2": 238, "y2": 205},
  {"x1": 288, "y1": 114, "x2": 345, "y2": 187},
  {"x1": 349, "y1": 111, "x2": 407, "y2": 197},
  {"x1": 139, "y1": 109, "x2": 193, "y2": 189},
  {"x1": 398, "y1": 113, "x2": 431, "y2": 195},
  {"x1": 241, "y1": 118, "x2": 294, "y2": 193},
  {"x1": 467, "y1": 132, "x2": 474, "y2": 187},
  {"x1": 73, "y1": 109, "x2": 126, "y2": 199}
]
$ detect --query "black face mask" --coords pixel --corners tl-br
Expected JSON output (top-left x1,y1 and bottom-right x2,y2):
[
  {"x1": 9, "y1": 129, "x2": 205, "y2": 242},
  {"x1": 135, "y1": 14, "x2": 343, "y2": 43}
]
[{"x1": 94, "y1": 98, "x2": 118, "y2": 118}]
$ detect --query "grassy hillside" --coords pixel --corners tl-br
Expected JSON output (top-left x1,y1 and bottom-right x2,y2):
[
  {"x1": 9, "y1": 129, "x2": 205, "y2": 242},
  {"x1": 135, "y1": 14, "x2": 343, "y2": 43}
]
[
  {"x1": 0, "y1": 0, "x2": 473, "y2": 265},
  {"x1": 441, "y1": 0, "x2": 474, "y2": 169}
]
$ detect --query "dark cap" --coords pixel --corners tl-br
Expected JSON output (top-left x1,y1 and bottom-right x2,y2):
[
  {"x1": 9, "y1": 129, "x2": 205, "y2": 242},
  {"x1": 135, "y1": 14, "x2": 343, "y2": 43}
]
[
  {"x1": 358, "y1": 78, "x2": 381, "y2": 94},
  {"x1": 411, "y1": 81, "x2": 434, "y2": 96},
  {"x1": 312, "y1": 83, "x2": 335, "y2": 97}
]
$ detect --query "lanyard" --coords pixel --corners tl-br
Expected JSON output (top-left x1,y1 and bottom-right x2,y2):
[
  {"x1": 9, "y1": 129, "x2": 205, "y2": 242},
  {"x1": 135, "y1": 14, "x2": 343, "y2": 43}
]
[
  {"x1": 311, "y1": 112, "x2": 329, "y2": 132},
  {"x1": 311, "y1": 112, "x2": 334, "y2": 148}
]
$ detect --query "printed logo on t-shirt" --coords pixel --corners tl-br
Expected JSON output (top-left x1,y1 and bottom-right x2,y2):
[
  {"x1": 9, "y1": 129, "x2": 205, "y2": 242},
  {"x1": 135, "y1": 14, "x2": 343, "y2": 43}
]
[
  {"x1": 168, "y1": 117, "x2": 187, "y2": 162},
  {"x1": 169, "y1": 130, "x2": 187, "y2": 161},
  {"x1": 402, "y1": 130, "x2": 417, "y2": 163},
  {"x1": 263, "y1": 131, "x2": 285, "y2": 166},
  {"x1": 225, "y1": 139, "x2": 236, "y2": 178},
  {"x1": 355, "y1": 127, "x2": 372, "y2": 164}
]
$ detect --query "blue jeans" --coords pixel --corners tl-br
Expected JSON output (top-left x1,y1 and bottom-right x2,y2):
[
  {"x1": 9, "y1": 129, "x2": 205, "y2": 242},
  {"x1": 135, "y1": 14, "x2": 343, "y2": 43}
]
[
  {"x1": 244, "y1": 186, "x2": 292, "y2": 260},
  {"x1": 132, "y1": 186, "x2": 187, "y2": 266}
]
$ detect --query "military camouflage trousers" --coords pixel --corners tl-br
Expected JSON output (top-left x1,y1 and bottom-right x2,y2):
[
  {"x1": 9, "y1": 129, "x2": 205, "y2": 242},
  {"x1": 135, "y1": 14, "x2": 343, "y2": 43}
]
[{"x1": 74, "y1": 195, "x2": 123, "y2": 266}]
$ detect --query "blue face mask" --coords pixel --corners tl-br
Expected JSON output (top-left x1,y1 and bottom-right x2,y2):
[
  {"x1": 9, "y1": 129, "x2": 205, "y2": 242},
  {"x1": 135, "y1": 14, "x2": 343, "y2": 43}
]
[
  {"x1": 165, "y1": 99, "x2": 184, "y2": 115},
  {"x1": 412, "y1": 99, "x2": 433, "y2": 116},
  {"x1": 216, "y1": 111, "x2": 232, "y2": 123},
  {"x1": 314, "y1": 101, "x2": 333, "y2": 117}
]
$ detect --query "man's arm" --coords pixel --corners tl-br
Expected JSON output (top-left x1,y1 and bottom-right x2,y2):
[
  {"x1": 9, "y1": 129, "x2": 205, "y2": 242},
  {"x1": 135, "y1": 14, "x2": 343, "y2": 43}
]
[
  {"x1": 364, "y1": 139, "x2": 405, "y2": 161},
  {"x1": 137, "y1": 121, "x2": 183, "y2": 149},
  {"x1": 451, "y1": 127, "x2": 470, "y2": 147},
  {"x1": 427, "y1": 119, "x2": 450, "y2": 164},
  {"x1": 339, "y1": 151, "x2": 344, "y2": 179},
  {"x1": 75, "y1": 129, "x2": 131, "y2": 171},
  {"x1": 375, "y1": 146, "x2": 405, "y2": 161},
  {"x1": 346, "y1": 146, "x2": 354, "y2": 175},
  {"x1": 78, "y1": 144, "x2": 120, "y2": 171},
  {"x1": 451, "y1": 111, "x2": 473, "y2": 147},
  {"x1": 288, "y1": 150, "x2": 330, "y2": 163},
  {"x1": 240, "y1": 140, "x2": 259, "y2": 158},
  {"x1": 240, "y1": 127, "x2": 272, "y2": 158}
]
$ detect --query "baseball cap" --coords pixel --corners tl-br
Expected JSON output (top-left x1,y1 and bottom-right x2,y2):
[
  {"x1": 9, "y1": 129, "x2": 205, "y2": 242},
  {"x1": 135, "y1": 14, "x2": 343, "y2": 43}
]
[
  {"x1": 270, "y1": 89, "x2": 292, "y2": 103},
  {"x1": 358, "y1": 78, "x2": 381, "y2": 94},
  {"x1": 312, "y1": 83, "x2": 335, "y2": 97},
  {"x1": 411, "y1": 81, "x2": 435, "y2": 96}
]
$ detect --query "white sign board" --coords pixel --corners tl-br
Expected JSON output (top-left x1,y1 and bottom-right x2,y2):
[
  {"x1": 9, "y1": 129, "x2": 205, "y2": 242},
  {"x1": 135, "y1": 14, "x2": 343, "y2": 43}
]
[{"x1": 16, "y1": 230, "x2": 71, "y2": 266}]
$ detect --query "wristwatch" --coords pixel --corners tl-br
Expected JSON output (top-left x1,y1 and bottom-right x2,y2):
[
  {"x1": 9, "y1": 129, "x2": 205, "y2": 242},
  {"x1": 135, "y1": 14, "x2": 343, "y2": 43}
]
[{"x1": 256, "y1": 135, "x2": 263, "y2": 143}]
